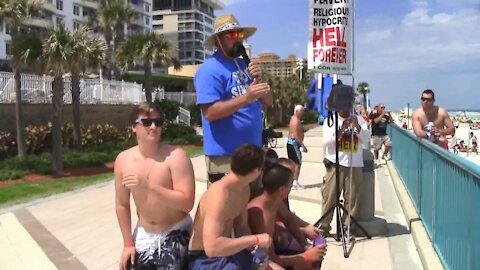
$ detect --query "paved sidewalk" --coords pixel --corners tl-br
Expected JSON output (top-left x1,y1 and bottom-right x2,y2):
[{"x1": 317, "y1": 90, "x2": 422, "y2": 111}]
[{"x1": 0, "y1": 126, "x2": 423, "y2": 270}]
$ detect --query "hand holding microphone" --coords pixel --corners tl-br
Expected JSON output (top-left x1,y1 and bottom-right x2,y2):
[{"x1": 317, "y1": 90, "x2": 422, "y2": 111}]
[
  {"x1": 233, "y1": 42, "x2": 270, "y2": 102},
  {"x1": 246, "y1": 78, "x2": 270, "y2": 102}
]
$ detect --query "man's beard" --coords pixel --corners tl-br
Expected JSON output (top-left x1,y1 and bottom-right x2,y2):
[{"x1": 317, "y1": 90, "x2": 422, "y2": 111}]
[{"x1": 225, "y1": 41, "x2": 244, "y2": 58}]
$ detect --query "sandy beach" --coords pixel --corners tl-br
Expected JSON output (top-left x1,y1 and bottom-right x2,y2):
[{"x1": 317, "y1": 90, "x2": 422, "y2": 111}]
[{"x1": 449, "y1": 123, "x2": 480, "y2": 165}]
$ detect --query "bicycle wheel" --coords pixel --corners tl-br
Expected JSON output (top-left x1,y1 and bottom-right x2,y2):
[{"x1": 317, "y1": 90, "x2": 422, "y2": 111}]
[{"x1": 268, "y1": 138, "x2": 278, "y2": 148}]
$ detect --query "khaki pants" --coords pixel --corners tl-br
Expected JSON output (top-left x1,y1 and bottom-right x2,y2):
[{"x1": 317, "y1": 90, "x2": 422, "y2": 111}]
[
  {"x1": 205, "y1": 156, "x2": 263, "y2": 197},
  {"x1": 205, "y1": 156, "x2": 231, "y2": 184},
  {"x1": 319, "y1": 165, "x2": 363, "y2": 232}
]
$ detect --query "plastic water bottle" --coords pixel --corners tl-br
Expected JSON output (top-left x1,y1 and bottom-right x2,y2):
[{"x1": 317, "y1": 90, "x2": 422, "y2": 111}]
[
  {"x1": 252, "y1": 247, "x2": 269, "y2": 270},
  {"x1": 312, "y1": 235, "x2": 326, "y2": 269},
  {"x1": 425, "y1": 122, "x2": 434, "y2": 141}
]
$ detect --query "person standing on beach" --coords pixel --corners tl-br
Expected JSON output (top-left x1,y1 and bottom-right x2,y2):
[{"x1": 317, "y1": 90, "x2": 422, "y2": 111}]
[
  {"x1": 412, "y1": 89, "x2": 455, "y2": 150},
  {"x1": 194, "y1": 14, "x2": 272, "y2": 184}
]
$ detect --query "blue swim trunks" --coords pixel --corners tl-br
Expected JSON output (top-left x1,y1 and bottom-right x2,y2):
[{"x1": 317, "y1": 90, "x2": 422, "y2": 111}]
[{"x1": 188, "y1": 249, "x2": 253, "y2": 270}]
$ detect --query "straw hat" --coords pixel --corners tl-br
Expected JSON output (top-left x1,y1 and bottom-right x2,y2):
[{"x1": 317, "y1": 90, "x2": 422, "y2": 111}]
[{"x1": 204, "y1": 13, "x2": 257, "y2": 49}]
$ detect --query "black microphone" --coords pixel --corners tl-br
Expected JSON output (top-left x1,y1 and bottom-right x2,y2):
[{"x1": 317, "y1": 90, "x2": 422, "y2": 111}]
[{"x1": 233, "y1": 42, "x2": 251, "y2": 66}]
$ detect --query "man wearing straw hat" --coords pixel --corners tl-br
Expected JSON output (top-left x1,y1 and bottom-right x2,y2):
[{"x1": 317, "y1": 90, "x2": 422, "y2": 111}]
[{"x1": 195, "y1": 13, "x2": 273, "y2": 184}]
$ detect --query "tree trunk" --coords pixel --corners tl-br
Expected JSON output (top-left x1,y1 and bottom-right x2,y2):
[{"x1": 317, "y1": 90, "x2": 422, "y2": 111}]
[
  {"x1": 71, "y1": 72, "x2": 81, "y2": 149},
  {"x1": 363, "y1": 93, "x2": 367, "y2": 111},
  {"x1": 51, "y1": 75, "x2": 64, "y2": 174},
  {"x1": 144, "y1": 62, "x2": 153, "y2": 102},
  {"x1": 105, "y1": 34, "x2": 113, "y2": 80},
  {"x1": 279, "y1": 103, "x2": 284, "y2": 124},
  {"x1": 13, "y1": 68, "x2": 27, "y2": 159}
]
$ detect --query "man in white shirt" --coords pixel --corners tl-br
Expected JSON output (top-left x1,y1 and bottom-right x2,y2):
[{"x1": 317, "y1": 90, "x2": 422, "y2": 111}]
[{"x1": 319, "y1": 109, "x2": 370, "y2": 235}]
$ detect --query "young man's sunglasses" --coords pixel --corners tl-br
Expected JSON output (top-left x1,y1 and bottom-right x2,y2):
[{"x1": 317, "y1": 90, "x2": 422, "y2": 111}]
[
  {"x1": 421, "y1": 97, "x2": 434, "y2": 102},
  {"x1": 135, "y1": 118, "x2": 163, "y2": 127},
  {"x1": 223, "y1": 31, "x2": 244, "y2": 39}
]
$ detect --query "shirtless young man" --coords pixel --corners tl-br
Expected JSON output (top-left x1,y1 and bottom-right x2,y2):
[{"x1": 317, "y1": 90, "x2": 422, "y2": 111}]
[
  {"x1": 287, "y1": 105, "x2": 308, "y2": 189},
  {"x1": 114, "y1": 102, "x2": 195, "y2": 270},
  {"x1": 412, "y1": 89, "x2": 455, "y2": 149},
  {"x1": 248, "y1": 158, "x2": 327, "y2": 269},
  {"x1": 189, "y1": 144, "x2": 272, "y2": 269}
]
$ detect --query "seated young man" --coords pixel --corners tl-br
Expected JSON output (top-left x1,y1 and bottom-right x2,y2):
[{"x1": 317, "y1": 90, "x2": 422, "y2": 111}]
[
  {"x1": 188, "y1": 144, "x2": 272, "y2": 269},
  {"x1": 275, "y1": 159, "x2": 325, "y2": 249},
  {"x1": 248, "y1": 159, "x2": 327, "y2": 269}
]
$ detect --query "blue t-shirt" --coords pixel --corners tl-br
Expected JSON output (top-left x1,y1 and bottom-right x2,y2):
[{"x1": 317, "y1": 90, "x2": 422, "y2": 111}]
[{"x1": 195, "y1": 52, "x2": 262, "y2": 156}]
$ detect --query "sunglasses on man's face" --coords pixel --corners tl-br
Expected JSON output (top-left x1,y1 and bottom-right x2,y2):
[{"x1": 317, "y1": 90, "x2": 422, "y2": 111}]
[
  {"x1": 135, "y1": 118, "x2": 163, "y2": 127},
  {"x1": 223, "y1": 31, "x2": 245, "y2": 39},
  {"x1": 421, "y1": 97, "x2": 434, "y2": 102}
]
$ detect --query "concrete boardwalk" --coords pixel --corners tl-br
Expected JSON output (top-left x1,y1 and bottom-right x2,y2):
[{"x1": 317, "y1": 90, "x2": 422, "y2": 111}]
[{"x1": 0, "y1": 126, "x2": 423, "y2": 270}]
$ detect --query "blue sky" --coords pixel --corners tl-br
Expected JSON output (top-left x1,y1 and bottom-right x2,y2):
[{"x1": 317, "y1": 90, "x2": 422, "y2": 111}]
[{"x1": 219, "y1": 0, "x2": 480, "y2": 110}]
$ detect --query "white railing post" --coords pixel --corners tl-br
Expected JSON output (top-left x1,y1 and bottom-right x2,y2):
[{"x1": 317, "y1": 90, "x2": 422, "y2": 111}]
[{"x1": 121, "y1": 80, "x2": 124, "y2": 103}]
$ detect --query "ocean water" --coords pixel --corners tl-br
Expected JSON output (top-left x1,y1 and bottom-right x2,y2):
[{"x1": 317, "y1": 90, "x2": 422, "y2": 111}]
[{"x1": 449, "y1": 110, "x2": 480, "y2": 118}]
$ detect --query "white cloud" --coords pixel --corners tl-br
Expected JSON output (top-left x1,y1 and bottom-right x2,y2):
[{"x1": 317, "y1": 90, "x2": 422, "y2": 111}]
[
  {"x1": 356, "y1": 7, "x2": 480, "y2": 74},
  {"x1": 402, "y1": 7, "x2": 453, "y2": 26}
]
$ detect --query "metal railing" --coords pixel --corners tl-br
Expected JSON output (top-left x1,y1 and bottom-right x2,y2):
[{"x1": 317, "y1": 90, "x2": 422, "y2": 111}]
[
  {"x1": 176, "y1": 107, "x2": 191, "y2": 126},
  {"x1": 0, "y1": 71, "x2": 145, "y2": 104},
  {"x1": 388, "y1": 124, "x2": 480, "y2": 270},
  {"x1": 154, "y1": 90, "x2": 196, "y2": 107}
]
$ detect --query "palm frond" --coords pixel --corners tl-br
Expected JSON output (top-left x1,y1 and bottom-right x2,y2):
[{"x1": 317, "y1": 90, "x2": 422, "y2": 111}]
[{"x1": 43, "y1": 26, "x2": 75, "y2": 76}]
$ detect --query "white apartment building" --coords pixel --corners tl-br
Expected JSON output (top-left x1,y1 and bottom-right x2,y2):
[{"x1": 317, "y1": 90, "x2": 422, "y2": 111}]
[
  {"x1": 0, "y1": 0, "x2": 152, "y2": 61},
  {"x1": 151, "y1": 0, "x2": 224, "y2": 65}
]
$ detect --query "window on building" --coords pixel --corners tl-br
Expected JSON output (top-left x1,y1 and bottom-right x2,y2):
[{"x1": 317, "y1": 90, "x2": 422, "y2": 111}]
[
  {"x1": 5, "y1": 43, "x2": 12, "y2": 56},
  {"x1": 73, "y1": 5, "x2": 80, "y2": 16},
  {"x1": 145, "y1": 3, "x2": 150, "y2": 12},
  {"x1": 83, "y1": 9, "x2": 89, "y2": 17},
  {"x1": 56, "y1": 0, "x2": 63, "y2": 11},
  {"x1": 153, "y1": 24, "x2": 163, "y2": 30},
  {"x1": 73, "y1": 21, "x2": 80, "y2": 30},
  {"x1": 145, "y1": 16, "x2": 150, "y2": 25},
  {"x1": 154, "y1": 0, "x2": 172, "y2": 10},
  {"x1": 56, "y1": 17, "x2": 64, "y2": 27},
  {"x1": 205, "y1": 17, "x2": 213, "y2": 24},
  {"x1": 5, "y1": 23, "x2": 10, "y2": 35},
  {"x1": 153, "y1": 15, "x2": 163, "y2": 20},
  {"x1": 173, "y1": 0, "x2": 192, "y2": 10},
  {"x1": 186, "y1": 51, "x2": 192, "y2": 58}
]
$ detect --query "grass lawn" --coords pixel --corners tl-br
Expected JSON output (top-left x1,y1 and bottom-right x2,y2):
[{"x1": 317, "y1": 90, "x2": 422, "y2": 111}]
[
  {"x1": 0, "y1": 172, "x2": 114, "y2": 207},
  {"x1": 0, "y1": 146, "x2": 203, "y2": 208}
]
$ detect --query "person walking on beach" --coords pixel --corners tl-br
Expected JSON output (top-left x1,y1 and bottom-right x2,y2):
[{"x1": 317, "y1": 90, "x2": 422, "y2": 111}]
[
  {"x1": 194, "y1": 13, "x2": 272, "y2": 184},
  {"x1": 287, "y1": 104, "x2": 308, "y2": 189},
  {"x1": 412, "y1": 89, "x2": 455, "y2": 149},
  {"x1": 369, "y1": 103, "x2": 392, "y2": 164},
  {"x1": 470, "y1": 132, "x2": 478, "y2": 154},
  {"x1": 114, "y1": 102, "x2": 196, "y2": 270}
]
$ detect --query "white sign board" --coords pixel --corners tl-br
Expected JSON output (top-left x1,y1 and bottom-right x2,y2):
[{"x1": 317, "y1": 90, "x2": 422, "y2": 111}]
[{"x1": 308, "y1": 0, "x2": 353, "y2": 75}]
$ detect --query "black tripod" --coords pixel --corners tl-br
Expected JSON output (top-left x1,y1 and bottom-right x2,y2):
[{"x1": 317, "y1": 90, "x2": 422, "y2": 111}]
[{"x1": 314, "y1": 111, "x2": 371, "y2": 258}]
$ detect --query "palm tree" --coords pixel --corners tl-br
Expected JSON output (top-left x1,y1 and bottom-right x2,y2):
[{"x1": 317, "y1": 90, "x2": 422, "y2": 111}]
[
  {"x1": 89, "y1": 0, "x2": 137, "y2": 80},
  {"x1": 69, "y1": 28, "x2": 107, "y2": 148},
  {"x1": 356, "y1": 81, "x2": 370, "y2": 110},
  {"x1": 0, "y1": 0, "x2": 42, "y2": 159},
  {"x1": 117, "y1": 32, "x2": 181, "y2": 102},
  {"x1": 43, "y1": 26, "x2": 74, "y2": 174}
]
